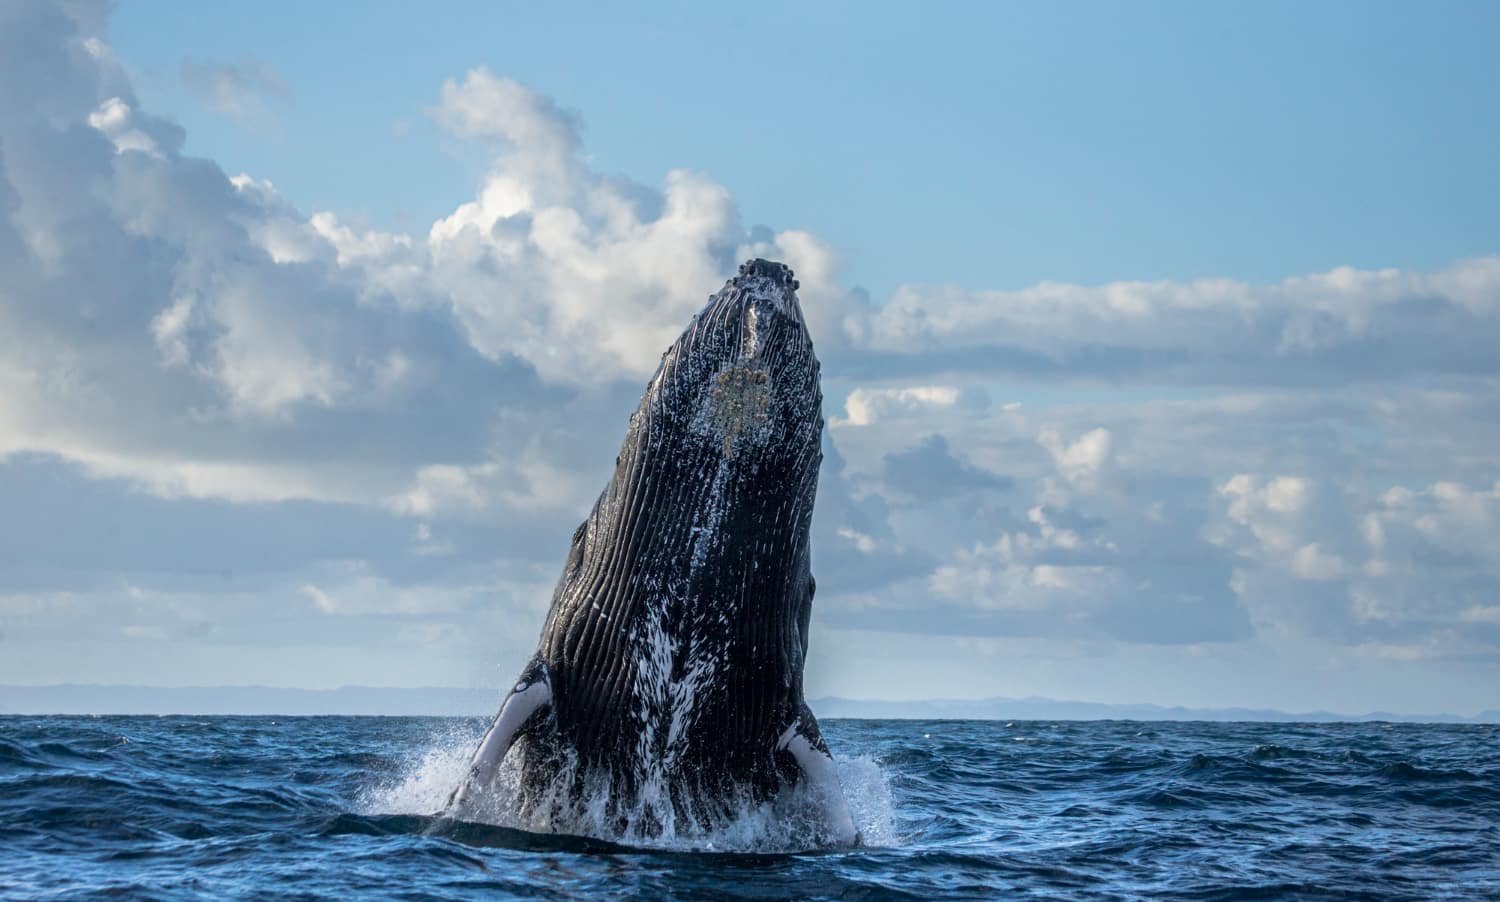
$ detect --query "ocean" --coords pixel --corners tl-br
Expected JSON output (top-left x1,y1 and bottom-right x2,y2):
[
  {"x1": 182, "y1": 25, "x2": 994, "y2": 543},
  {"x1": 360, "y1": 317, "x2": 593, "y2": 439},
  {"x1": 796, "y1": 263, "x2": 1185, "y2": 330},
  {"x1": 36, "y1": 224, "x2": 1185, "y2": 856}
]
[{"x1": 1, "y1": 716, "x2": 1496, "y2": 899}]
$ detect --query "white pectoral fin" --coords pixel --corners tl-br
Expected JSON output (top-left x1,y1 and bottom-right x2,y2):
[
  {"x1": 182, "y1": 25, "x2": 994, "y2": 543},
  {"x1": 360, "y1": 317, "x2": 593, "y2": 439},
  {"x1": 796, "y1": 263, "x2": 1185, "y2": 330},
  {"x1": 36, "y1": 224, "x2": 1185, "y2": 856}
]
[
  {"x1": 779, "y1": 719, "x2": 861, "y2": 848},
  {"x1": 445, "y1": 673, "x2": 551, "y2": 815}
]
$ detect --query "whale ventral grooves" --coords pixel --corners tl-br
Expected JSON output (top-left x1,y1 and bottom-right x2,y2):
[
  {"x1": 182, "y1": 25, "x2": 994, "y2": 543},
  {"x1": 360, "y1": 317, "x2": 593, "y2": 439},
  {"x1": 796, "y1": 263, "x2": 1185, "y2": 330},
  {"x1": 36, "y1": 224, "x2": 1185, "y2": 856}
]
[{"x1": 449, "y1": 258, "x2": 859, "y2": 846}]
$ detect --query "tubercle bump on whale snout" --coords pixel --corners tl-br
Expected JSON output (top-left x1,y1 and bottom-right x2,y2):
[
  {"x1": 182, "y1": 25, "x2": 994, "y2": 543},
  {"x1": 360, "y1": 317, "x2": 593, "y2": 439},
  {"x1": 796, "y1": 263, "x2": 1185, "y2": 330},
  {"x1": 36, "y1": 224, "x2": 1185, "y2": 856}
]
[
  {"x1": 737, "y1": 258, "x2": 796, "y2": 285},
  {"x1": 723, "y1": 259, "x2": 804, "y2": 325}
]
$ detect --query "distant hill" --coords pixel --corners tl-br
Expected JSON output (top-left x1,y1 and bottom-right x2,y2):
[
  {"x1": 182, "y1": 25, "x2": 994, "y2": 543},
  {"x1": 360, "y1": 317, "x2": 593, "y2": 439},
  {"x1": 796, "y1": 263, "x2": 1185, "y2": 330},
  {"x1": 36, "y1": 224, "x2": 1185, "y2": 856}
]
[
  {"x1": 0, "y1": 684, "x2": 500, "y2": 716},
  {"x1": 1, "y1": 684, "x2": 1496, "y2": 722},
  {"x1": 810, "y1": 696, "x2": 1500, "y2": 724}
]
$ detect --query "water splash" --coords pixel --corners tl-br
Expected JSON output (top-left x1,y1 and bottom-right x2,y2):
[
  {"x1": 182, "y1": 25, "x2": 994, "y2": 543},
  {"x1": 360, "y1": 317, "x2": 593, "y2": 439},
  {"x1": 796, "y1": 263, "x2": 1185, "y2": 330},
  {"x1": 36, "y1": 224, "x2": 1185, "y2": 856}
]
[
  {"x1": 358, "y1": 721, "x2": 477, "y2": 815},
  {"x1": 362, "y1": 724, "x2": 897, "y2": 853}
]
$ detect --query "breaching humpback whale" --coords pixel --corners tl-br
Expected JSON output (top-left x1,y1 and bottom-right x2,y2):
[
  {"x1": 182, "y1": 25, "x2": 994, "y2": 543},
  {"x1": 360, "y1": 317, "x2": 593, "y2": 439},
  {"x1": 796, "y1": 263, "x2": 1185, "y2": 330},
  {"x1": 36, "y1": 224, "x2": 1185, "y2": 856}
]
[{"x1": 447, "y1": 259, "x2": 858, "y2": 846}]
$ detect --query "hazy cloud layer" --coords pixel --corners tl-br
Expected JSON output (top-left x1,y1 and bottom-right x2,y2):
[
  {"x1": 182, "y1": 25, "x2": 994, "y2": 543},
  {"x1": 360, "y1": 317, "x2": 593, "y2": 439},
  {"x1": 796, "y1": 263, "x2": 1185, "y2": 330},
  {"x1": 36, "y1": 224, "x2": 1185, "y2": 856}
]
[
  {"x1": 851, "y1": 260, "x2": 1500, "y2": 385},
  {"x1": 180, "y1": 57, "x2": 287, "y2": 120},
  {"x1": 1, "y1": 0, "x2": 1497, "y2": 710}
]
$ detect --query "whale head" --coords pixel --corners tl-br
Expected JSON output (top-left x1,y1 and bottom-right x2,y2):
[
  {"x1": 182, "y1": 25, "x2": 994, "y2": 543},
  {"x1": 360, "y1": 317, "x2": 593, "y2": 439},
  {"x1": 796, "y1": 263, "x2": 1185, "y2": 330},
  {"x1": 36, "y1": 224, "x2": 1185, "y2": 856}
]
[{"x1": 643, "y1": 257, "x2": 822, "y2": 477}]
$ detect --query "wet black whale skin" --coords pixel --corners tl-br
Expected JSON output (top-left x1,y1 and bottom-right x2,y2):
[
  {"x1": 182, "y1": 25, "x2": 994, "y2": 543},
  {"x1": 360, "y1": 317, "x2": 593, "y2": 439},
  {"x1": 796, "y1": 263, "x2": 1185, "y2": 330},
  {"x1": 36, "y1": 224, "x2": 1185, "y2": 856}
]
[{"x1": 512, "y1": 260, "x2": 832, "y2": 810}]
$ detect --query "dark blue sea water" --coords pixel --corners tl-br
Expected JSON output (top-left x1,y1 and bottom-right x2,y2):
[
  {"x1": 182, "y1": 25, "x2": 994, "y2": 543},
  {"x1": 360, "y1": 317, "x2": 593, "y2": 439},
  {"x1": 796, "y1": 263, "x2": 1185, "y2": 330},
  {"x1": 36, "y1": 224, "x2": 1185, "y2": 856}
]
[{"x1": 2, "y1": 717, "x2": 1497, "y2": 899}]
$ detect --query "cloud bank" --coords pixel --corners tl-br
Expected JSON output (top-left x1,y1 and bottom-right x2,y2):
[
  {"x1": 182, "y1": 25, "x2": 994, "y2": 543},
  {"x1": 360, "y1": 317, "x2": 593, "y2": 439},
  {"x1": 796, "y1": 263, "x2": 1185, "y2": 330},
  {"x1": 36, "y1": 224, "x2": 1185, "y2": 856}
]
[{"x1": 1, "y1": 0, "x2": 1497, "y2": 710}]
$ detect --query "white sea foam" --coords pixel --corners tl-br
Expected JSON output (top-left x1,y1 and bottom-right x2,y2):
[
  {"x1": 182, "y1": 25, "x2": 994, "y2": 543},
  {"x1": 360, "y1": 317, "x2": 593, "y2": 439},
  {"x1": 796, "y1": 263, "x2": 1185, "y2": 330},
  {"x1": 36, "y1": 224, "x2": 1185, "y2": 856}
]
[
  {"x1": 360, "y1": 722, "x2": 479, "y2": 815},
  {"x1": 362, "y1": 725, "x2": 897, "y2": 852}
]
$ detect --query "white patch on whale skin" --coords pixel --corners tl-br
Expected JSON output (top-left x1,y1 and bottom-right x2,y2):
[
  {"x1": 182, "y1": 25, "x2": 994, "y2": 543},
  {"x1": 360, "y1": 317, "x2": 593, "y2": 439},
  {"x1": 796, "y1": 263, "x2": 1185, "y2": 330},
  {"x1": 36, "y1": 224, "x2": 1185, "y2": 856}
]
[
  {"x1": 623, "y1": 441, "x2": 742, "y2": 832},
  {"x1": 741, "y1": 303, "x2": 761, "y2": 357},
  {"x1": 627, "y1": 606, "x2": 674, "y2": 831},
  {"x1": 686, "y1": 446, "x2": 735, "y2": 574},
  {"x1": 446, "y1": 676, "x2": 551, "y2": 812},
  {"x1": 781, "y1": 725, "x2": 860, "y2": 846}
]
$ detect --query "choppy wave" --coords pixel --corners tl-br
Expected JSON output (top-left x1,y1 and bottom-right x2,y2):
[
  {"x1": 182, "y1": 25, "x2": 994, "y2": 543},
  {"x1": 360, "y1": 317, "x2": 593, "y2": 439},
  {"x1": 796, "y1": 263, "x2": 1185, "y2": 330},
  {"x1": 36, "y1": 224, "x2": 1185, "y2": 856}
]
[{"x1": 2, "y1": 716, "x2": 1498, "y2": 898}]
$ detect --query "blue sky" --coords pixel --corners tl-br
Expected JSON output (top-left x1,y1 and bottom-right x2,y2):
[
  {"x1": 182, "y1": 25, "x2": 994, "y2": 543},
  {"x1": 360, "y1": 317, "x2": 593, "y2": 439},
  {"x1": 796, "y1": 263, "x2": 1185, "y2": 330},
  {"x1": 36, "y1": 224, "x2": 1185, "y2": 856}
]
[
  {"x1": 109, "y1": 1, "x2": 1500, "y2": 301},
  {"x1": 2, "y1": 0, "x2": 1499, "y2": 714}
]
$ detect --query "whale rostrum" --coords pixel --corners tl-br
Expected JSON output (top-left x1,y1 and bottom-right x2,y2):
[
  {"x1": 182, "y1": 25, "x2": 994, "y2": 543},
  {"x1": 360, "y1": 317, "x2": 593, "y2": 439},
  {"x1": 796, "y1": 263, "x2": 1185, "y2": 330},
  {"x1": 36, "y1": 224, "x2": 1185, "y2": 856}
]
[{"x1": 446, "y1": 259, "x2": 858, "y2": 846}]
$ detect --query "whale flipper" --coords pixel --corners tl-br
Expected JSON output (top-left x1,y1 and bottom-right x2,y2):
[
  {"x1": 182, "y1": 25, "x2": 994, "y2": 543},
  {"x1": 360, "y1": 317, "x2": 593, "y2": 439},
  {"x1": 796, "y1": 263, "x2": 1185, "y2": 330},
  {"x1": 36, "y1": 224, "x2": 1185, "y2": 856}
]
[
  {"x1": 778, "y1": 706, "x2": 860, "y2": 847},
  {"x1": 446, "y1": 659, "x2": 551, "y2": 813}
]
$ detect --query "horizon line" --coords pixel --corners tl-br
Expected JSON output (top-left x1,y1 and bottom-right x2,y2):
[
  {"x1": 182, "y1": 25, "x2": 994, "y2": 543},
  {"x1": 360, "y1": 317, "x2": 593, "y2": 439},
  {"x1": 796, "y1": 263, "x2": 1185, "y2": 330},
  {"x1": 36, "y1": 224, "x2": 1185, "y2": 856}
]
[{"x1": 2, "y1": 683, "x2": 1495, "y2": 723}]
